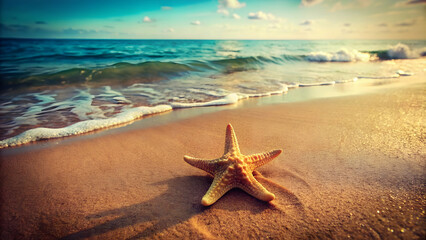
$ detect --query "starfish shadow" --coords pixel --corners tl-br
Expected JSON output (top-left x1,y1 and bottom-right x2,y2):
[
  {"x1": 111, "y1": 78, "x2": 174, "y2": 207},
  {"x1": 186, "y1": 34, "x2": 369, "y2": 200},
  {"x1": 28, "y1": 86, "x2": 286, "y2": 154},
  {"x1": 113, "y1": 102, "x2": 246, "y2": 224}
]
[
  {"x1": 210, "y1": 171, "x2": 305, "y2": 214},
  {"x1": 61, "y1": 174, "x2": 305, "y2": 239},
  {"x1": 61, "y1": 175, "x2": 210, "y2": 240},
  {"x1": 259, "y1": 168, "x2": 312, "y2": 190},
  {"x1": 254, "y1": 172, "x2": 306, "y2": 213}
]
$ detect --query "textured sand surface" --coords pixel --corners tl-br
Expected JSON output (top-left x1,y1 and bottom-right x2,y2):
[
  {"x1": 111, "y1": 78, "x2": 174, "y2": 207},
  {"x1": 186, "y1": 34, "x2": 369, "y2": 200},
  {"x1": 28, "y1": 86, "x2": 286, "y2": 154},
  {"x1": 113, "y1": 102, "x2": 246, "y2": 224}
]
[{"x1": 1, "y1": 80, "x2": 425, "y2": 239}]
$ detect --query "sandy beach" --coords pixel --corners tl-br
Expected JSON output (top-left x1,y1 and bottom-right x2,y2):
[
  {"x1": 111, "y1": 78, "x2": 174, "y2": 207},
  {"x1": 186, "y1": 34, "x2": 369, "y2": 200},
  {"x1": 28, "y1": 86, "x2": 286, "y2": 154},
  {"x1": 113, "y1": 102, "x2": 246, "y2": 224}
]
[{"x1": 1, "y1": 77, "x2": 425, "y2": 239}]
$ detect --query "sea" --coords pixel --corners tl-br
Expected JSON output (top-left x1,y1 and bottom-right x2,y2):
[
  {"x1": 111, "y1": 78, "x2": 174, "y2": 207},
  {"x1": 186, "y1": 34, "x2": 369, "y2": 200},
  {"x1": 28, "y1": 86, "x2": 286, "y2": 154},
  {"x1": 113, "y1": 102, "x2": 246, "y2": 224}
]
[{"x1": 0, "y1": 39, "x2": 425, "y2": 148}]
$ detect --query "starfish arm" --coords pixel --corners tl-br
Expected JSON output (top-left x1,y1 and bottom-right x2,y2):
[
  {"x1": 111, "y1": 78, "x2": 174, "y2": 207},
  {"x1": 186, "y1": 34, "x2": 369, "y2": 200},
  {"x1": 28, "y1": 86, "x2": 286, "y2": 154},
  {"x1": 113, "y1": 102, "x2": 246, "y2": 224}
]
[
  {"x1": 183, "y1": 155, "x2": 219, "y2": 176},
  {"x1": 201, "y1": 172, "x2": 234, "y2": 206},
  {"x1": 224, "y1": 123, "x2": 240, "y2": 155},
  {"x1": 239, "y1": 173, "x2": 275, "y2": 202},
  {"x1": 247, "y1": 149, "x2": 282, "y2": 171}
]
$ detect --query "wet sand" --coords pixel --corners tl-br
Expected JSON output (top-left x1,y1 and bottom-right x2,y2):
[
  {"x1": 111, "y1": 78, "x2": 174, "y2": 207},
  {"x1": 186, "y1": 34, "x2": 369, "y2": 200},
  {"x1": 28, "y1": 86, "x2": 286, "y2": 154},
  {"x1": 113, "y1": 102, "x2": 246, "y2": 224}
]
[{"x1": 1, "y1": 78, "x2": 425, "y2": 239}]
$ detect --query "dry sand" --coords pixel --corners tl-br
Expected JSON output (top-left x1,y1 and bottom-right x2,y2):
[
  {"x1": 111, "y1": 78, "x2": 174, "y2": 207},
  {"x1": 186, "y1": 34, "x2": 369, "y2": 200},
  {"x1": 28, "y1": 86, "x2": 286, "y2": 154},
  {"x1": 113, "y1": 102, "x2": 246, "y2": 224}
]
[{"x1": 1, "y1": 78, "x2": 425, "y2": 239}]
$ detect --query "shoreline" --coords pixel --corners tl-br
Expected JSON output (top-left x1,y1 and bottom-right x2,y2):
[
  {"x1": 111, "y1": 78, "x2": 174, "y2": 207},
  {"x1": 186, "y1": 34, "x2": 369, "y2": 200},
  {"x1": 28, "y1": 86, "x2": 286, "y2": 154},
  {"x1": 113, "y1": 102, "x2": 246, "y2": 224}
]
[
  {"x1": 0, "y1": 72, "x2": 421, "y2": 154},
  {"x1": 1, "y1": 74, "x2": 425, "y2": 239}
]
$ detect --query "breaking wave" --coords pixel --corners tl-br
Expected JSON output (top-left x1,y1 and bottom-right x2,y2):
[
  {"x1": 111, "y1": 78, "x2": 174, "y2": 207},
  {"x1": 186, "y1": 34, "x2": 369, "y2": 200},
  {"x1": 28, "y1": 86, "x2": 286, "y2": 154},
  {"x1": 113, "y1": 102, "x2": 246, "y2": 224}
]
[
  {"x1": 306, "y1": 49, "x2": 371, "y2": 62},
  {"x1": 368, "y1": 43, "x2": 426, "y2": 60},
  {"x1": 306, "y1": 43, "x2": 426, "y2": 62},
  {"x1": 386, "y1": 43, "x2": 426, "y2": 59}
]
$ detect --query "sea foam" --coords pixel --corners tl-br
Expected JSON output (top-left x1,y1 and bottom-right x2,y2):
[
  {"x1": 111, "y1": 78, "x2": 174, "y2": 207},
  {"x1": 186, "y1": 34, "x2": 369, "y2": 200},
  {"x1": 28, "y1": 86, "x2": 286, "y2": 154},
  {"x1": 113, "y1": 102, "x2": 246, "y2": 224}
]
[
  {"x1": 170, "y1": 93, "x2": 239, "y2": 108},
  {"x1": 396, "y1": 70, "x2": 414, "y2": 76},
  {"x1": 306, "y1": 49, "x2": 371, "y2": 62},
  {"x1": 0, "y1": 105, "x2": 172, "y2": 148},
  {"x1": 387, "y1": 43, "x2": 426, "y2": 59},
  {"x1": 238, "y1": 84, "x2": 289, "y2": 99},
  {"x1": 336, "y1": 77, "x2": 358, "y2": 83},
  {"x1": 0, "y1": 69, "x2": 417, "y2": 149},
  {"x1": 299, "y1": 81, "x2": 336, "y2": 87}
]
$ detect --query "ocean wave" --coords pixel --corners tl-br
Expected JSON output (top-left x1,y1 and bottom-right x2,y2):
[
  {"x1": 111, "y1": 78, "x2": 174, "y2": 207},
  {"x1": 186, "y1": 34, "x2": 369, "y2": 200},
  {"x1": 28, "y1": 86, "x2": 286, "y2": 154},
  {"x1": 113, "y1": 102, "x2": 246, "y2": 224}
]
[
  {"x1": 1, "y1": 43, "x2": 424, "y2": 91},
  {"x1": 0, "y1": 61, "x2": 196, "y2": 90},
  {"x1": 11, "y1": 52, "x2": 136, "y2": 62},
  {"x1": 306, "y1": 49, "x2": 371, "y2": 62},
  {"x1": 368, "y1": 43, "x2": 426, "y2": 60},
  {"x1": 0, "y1": 56, "x2": 282, "y2": 90},
  {"x1": 306, "y1": 44, "x2": 426, "y2": 62},
  {"x1": 208, "y1": 56, "x2": 269, "y2": 73},
  {"x1": 387, "y1": 43, "x2": 426, "y2": 59}
]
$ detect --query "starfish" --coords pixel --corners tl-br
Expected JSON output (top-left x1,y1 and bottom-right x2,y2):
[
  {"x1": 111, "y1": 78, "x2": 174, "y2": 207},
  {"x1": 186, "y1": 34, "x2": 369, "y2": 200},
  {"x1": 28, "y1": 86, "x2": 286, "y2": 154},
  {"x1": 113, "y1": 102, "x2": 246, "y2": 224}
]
[{"x1": 184, "y1": 123, "x2": 282, "y2": 206}]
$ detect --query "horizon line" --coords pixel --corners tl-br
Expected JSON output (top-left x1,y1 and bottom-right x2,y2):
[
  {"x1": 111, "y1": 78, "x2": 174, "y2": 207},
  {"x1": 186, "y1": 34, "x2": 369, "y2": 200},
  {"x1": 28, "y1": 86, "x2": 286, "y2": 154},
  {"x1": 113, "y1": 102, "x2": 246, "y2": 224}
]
[{"x1": 2, "y1": 37, "x2": 426, "y2": 41}]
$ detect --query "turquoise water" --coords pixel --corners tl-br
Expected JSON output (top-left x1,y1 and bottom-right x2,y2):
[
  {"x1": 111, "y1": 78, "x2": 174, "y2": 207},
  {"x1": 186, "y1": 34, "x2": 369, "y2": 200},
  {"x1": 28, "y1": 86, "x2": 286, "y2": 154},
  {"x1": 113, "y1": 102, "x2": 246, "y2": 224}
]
[{"x1": 0, "y1": 39, "x2": 425, "y2": 147}]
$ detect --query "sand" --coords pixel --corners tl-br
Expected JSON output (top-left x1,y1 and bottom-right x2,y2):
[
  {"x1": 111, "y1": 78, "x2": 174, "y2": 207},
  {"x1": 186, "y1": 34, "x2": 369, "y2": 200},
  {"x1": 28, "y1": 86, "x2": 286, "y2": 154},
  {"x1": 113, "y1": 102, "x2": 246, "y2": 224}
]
[{"x1": 1, "y1": 78, "x2": 425, "y2": 239}]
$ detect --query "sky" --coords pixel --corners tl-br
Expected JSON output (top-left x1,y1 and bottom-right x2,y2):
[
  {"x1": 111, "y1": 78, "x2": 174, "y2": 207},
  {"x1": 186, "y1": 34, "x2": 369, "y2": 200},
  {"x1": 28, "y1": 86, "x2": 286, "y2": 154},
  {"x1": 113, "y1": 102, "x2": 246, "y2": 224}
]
[{"x1": 0, "y1": 0, "x2": 425, "y2": 39}]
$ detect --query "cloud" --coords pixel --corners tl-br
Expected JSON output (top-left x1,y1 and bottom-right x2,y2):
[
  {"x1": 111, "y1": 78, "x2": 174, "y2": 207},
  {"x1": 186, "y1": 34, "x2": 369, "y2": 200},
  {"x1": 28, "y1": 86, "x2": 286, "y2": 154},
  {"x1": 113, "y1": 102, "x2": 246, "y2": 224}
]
[
  {"x1": 217, "y1": 0, "x2": 245, "y2": 19},
  {"x1": 191, "y1": 20, "x2": 201, "y2": 25},
  {"x1": 358, "y1": 0, "x2": 372, "y2": 7},
  {"x1": 0, "y1": 23, "x2": 114, "y2": 38},
  {"x1": 407, "y1": 0, "x2": 426, "y2": 3},
  {"x1": 343, "y1": 23, "x2": 351, "y2": 27},
  {"x1": 372, "y1": 10, "x2": 411, "y2": 17},
  {"x1": 330, "y1": 2, "x2": 343, "y2": 11},
  {"x1": 218, "y1": 0, "x2": 246, "y2": 9},
  {"x1": 167, "y1": 28, "x2": 175, "y2": 32},
  {"x1": 161, "y1": 6, "x2": 172, "y2": 10},
  {"x1": 218, "y1": 8, "x2": 242, "y2": 20},
  {"x1": 217, "y1": 8, "x2": 229, "y2": 16},
  {"x1": 394, "y1": 18, "x2": 418, "y2": 26},
  {"x1": 248, "y1": 11, "x2": 276, "y2": 20},
  {"x1": 0, "y1": 23, "x2": 58, "y2": 37},
  {"x1": 331, "y1": 0, "x2": 371, "y2": 12},
  {"x1": 0, "y1": 23, "x2": 31, "y2": 32},
  {"x1": 232, "y1": 13, "x2": 241, "y2": 19},
  {"x1": 300, "y1": 20, "x2": 314, "y2": 26},
  {"x1": 103, "y1": 25, "x2": 114, "y2": 29},
  {"x1": 300, "y1": 0, "x2": 323, "y2": 7},
  {"x1": 63, "y1": 28, "x2": 97, "y2": 35},
  {"x1": 269, "y1": 23, "x2": 282, "y2": 29},
  {"x1": 395, "y1": 0, "x2": 426, "y2": 7},
  {"x1": 35, "y1": 21, "x2": 46, "y2": 25},
  {"x1": 143, "y1": 16, "x2": 152, "y2": 23},
  {"x1": 378, "y1": 23, "x2": 388, "y2": 27}
]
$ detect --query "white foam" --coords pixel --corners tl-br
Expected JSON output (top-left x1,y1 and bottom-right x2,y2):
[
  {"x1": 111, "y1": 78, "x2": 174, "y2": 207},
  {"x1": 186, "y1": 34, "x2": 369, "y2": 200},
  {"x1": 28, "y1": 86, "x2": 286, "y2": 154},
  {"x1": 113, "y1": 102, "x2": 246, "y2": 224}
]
[
  {"x1": 358, "y1": 74, "x2": 400, "y2": 79},
  {"x1": 287, "y1": 83, "x2": 300, "y2": 88},
  {"x1": 186, "y1": 88, "x2": 229, "y2": 97},
  {"x1": 299, "y1": 81, "x2": 336, "y2": 87},
  {"x1": 238, "y1": 84, "x2": 289, "y2": 99},
  {"x1": 16, "y1": 93, "x2": 56, "y2": 125},
  {"x1": 387, "y1": 43, "x2": 424, "y2": 59},
  {"x1": 306, "y1": 49, "x2": 371, "y2": 62},
  {"x1": 69, "y1": 89, "x2": 100, "y2": 120},
  {"x1": 125, "y1": 86, "x2": 162, "y2": 96},
  {"x1": 1, "y1": 66, "x2": 414, "y2": 148},
  {"x1": 112, "y1": 96, "x2": 132, "y2": 104},
  {"x1": 170, "y1": 93, "x2": 239, "y2": 108},
  {"x1": 99, "y1": 86, "x2": 132, "y2": 104},
  {"x1": 336, "y1": 77, "x2": 358, "y2": 84},
  {"x1": 0, "y1": 104, "x2": 172, "y2": 148},
  {"x1": 396, "y1": 70, "x2": 414, "y2": 76}
]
